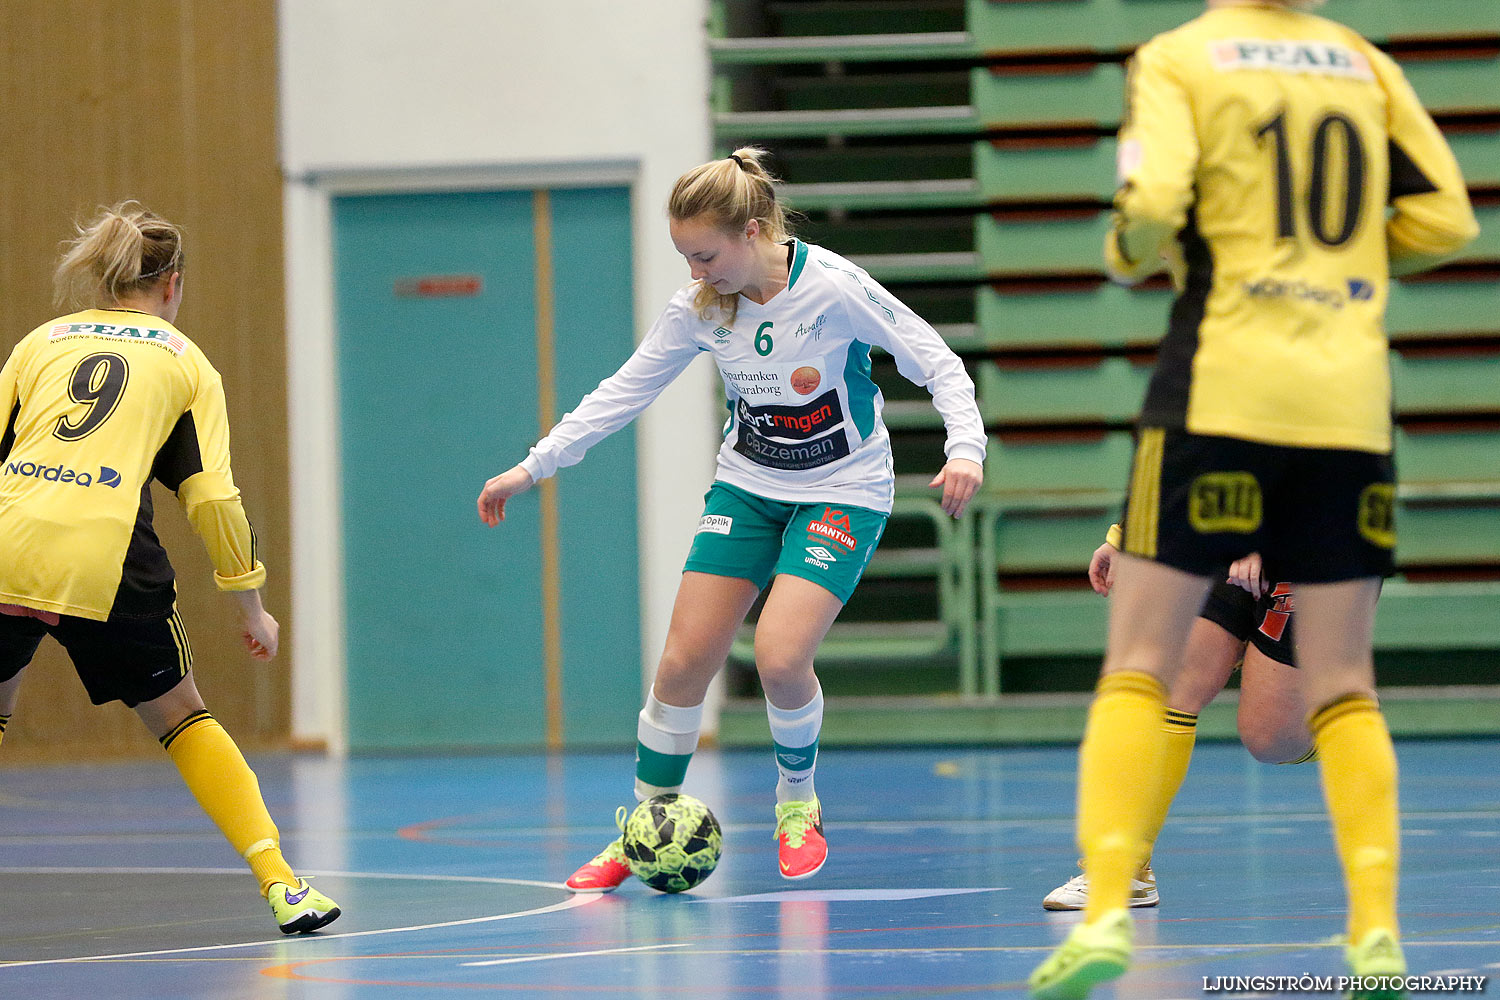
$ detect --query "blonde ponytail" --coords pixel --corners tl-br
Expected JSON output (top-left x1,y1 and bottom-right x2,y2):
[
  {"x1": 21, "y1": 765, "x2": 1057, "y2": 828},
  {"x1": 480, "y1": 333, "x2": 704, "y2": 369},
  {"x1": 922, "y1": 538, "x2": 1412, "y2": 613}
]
[
  {"x1": 668, "y1": 147, "x2": 797, "y2": 323},
  {"x1": 53, "y1": 201, "x2": 183, "y2": 309}
]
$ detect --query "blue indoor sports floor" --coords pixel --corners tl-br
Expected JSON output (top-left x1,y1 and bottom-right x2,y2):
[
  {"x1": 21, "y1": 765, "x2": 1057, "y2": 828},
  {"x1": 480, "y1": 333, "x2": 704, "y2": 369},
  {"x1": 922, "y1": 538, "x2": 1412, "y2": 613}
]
[{"x1": 1, "y1": 739, "x2": 1496, "y2": 998}]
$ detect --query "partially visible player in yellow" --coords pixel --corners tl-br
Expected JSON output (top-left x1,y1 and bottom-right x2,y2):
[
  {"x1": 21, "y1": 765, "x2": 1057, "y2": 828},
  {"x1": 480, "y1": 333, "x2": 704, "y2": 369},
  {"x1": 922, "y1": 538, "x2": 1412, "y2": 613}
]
[
  {"x1": 1028, "y1": 1, "x2": 1477, "y2": 998},
  {"x1": 0, "y1": 202, "x2": 340, "y2": 934}
]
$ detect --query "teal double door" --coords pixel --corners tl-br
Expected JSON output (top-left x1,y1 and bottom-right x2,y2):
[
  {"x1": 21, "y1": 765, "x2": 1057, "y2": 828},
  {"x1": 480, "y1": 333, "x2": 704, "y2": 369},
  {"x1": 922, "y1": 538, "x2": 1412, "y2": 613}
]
[{"x1": 332, "y1": 187, "x2": 641, "y2": 751}]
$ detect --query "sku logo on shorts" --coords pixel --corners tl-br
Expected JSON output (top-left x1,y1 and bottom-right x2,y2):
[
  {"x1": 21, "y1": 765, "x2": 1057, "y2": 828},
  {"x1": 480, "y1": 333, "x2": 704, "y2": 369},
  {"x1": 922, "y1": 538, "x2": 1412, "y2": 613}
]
[
  {"x1": 4, "y1": 460, "x2": 121, "y2": 488},
  {"x1": 697, "y1": 514, "x2": 732, "y2": 535},
  {"x1": 1357, "y1": 483, "x2": 1396, "y2": 549},
  {"x1": 1188, "y1": 472, "x2": 1262, "y2": 534}
]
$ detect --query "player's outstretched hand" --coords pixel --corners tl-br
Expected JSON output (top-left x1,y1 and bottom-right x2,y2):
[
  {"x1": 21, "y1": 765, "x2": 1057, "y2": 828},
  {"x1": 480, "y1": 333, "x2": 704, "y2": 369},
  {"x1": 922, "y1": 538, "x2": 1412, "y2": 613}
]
[
  {"x1": 1088, "y1": 541, "x2": 1117, "y2": 596},
  {"x1": 478, "y1": 466, "x2": 536, "y2": 526},
  {"x1": 928, "y1": 457, "x2": 982, "y2": 519},
  {"x1": 1227, "y1": 552, "x2": 1266, "y2": 598}
]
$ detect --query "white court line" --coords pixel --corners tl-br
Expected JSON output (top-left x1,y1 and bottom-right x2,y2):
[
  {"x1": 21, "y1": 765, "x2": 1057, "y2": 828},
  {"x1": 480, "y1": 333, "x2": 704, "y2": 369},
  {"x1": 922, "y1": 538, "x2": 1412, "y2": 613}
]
[
  {"x1": 462, "y1": 943, "x2": 691, "y2": 967},
  {"x1": 0, "y1": 867, "x2": 596, "y2": 970},
  {"x1": 0, "y1": 866, "x2": 567, "y2": 890}
]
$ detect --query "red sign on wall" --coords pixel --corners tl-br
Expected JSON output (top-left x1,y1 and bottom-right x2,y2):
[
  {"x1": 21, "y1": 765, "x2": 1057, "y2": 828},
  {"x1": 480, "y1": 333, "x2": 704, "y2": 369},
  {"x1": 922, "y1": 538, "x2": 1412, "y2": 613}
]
[{"x1": 394, "y1": 275, "x2": 483, "y2": 298}]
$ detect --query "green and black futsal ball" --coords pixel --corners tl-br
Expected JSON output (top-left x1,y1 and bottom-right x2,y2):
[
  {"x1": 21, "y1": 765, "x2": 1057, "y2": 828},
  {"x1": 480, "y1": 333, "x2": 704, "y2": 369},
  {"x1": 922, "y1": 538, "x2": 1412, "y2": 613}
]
[{"x1": 622, "y1": 793, "x2": 723, "y2": 893}]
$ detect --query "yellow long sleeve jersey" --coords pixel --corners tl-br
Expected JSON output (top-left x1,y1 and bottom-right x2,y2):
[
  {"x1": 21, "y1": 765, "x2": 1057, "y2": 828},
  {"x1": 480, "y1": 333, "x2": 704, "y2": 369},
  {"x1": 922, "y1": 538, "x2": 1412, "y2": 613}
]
[
  {"x1": 1109, "y1": 5, "x2": 1479, "y2": 454},
  {"x1": 0, "y1": 309, "x2": 266, "y2": 621}
]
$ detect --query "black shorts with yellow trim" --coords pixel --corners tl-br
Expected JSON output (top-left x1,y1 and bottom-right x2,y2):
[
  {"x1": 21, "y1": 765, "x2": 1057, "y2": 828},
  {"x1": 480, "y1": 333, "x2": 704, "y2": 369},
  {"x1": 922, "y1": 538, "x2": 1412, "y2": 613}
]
[
  {"x1": 1198, "y1": 580, "x2": 1297, "y2": 668},
  {"x1": 1122, "y1": 427, "x2": 1394, "y2": 584},
  {"x1": 0, "y1": 608, "x2": 193, "y2": 707}
]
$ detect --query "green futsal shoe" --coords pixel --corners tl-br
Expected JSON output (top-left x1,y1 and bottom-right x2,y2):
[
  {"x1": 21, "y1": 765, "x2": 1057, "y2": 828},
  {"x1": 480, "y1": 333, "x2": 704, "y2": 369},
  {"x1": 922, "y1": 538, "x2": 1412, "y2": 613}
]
[
  {"x1": 1028, "y1": 907, "x2": 1133, "y2": 1000},
  {"x1": 269, "y1": 878, "x2": 342, "y2": 934},
  {"x1": 1345, "y1": 928, "x2": 1406, "y2": 1000}
]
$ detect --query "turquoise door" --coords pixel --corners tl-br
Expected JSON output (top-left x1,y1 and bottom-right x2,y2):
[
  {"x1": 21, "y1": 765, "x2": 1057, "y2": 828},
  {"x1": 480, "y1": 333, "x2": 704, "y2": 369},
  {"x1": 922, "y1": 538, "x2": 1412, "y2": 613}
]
[{"x1": 332, "y1": 187, "x2": 641, "y2": 751}]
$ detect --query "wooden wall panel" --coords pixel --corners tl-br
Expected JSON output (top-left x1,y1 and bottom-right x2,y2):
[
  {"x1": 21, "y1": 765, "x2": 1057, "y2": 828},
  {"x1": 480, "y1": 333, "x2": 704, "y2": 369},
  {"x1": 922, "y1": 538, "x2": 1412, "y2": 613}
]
[{"x1": 0, "y1": 1, "x2": 289, "y2": 759}]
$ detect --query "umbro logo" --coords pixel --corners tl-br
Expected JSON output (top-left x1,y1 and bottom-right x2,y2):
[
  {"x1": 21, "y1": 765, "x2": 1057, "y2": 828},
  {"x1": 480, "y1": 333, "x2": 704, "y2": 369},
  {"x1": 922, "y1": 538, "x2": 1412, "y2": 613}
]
[{"x1": 804, "y1": 545, "x2": 838, "y2": 570}]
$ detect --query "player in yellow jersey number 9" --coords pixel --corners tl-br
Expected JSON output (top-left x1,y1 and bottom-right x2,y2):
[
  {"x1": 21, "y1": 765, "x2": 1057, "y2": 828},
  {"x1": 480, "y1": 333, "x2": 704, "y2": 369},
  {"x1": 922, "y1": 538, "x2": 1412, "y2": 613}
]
[{"x1": 0, "y1": 202, "x2": 340, "y2": 935}]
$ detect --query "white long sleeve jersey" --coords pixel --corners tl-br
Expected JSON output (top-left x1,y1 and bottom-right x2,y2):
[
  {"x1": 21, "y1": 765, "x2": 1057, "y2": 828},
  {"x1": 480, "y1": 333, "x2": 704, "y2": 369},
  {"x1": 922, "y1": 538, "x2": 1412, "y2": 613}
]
[{"x1": 519, "y1": 240, "x2": 986, "y2": 514}]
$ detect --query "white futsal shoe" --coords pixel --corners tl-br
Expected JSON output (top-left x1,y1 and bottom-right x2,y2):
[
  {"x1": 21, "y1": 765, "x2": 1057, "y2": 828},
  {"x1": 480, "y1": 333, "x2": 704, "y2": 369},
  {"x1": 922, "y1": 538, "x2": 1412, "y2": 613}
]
[{"x1": 1043, "y1": 860, "x2": 1158, "y2": 911}]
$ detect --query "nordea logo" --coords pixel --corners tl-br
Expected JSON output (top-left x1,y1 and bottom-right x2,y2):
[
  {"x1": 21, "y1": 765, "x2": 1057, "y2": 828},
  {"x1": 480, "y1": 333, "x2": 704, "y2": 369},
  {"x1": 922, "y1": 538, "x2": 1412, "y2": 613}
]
[{"x1": 4, "y1": 461, "x2": 121, "y2": 488}]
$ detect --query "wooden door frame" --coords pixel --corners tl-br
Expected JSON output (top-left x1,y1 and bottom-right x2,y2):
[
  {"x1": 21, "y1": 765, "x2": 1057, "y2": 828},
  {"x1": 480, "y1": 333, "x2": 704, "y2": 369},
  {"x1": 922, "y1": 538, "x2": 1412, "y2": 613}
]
[{"x1": 282, "y1": 161, "x2": 639, "y2": 756}]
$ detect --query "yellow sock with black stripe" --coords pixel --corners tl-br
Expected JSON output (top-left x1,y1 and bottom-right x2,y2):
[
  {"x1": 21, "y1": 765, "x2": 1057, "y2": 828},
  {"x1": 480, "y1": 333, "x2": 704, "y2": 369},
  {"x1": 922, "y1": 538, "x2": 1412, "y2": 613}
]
[
  {"x1": 0, "y1": 713, "x2": 10, "y2": 749},
  {"x1": 1142, "y1": 709, "x2": 1197, "y2": 848},
  {"x1": 1310, "y1": 694, "x2": 1399, "y2": 942},
  {"x1": 161, "y1": 711, "x2": 297, "y2": 897},
  {"x1": 1078, "y1": 670, "x2": 1169, "y2": 922}
]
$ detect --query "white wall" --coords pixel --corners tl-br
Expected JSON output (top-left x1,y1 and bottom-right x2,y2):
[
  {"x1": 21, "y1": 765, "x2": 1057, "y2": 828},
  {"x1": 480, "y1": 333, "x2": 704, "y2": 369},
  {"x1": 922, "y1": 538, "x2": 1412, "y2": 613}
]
[{"x1": 279, "y1": 0, "x2": 720, "y2": 751}]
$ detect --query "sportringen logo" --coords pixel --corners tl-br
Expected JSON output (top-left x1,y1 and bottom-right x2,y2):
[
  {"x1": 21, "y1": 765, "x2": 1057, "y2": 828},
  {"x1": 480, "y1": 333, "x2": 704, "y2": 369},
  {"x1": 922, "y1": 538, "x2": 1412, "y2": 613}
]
[{"x1": 4, "y1": 460, "x2": 121, "y2": 488}]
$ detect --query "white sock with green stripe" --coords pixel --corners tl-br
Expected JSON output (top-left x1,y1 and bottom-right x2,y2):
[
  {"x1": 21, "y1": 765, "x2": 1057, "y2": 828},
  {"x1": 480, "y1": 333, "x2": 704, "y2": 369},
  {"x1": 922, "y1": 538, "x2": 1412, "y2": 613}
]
[
  {"x1": 634, "y1": 693, "x2": 703, "y2": 801},
  {"x1": 768, "y1": 685, "x2": 823, "y2": 805}
]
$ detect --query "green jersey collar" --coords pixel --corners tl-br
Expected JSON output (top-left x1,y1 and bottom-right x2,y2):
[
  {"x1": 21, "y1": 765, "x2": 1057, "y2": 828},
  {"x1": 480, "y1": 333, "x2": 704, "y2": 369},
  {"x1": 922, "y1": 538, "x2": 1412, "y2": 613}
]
[{"x1": 787, "y1": 239, "x2": 808, "y2": 290}]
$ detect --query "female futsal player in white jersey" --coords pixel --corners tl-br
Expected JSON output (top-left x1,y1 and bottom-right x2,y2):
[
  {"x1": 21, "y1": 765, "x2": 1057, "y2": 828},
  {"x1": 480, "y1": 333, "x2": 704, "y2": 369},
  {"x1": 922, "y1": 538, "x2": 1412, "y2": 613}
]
[{"x1": 477, "y1": 147, "x2": 985, "y2": 889}]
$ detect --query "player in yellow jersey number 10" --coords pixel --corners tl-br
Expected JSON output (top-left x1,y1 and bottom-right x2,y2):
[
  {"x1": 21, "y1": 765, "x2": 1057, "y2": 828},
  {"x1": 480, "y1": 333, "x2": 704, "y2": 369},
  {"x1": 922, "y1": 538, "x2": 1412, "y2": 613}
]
[{"x1": 1029, "y1": 1, "x2": 1477, "y2": 998}]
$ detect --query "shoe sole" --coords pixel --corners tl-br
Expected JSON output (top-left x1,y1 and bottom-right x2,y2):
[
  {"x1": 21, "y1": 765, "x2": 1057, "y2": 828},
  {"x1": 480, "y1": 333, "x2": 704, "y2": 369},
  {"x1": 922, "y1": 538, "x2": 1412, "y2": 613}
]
[
  {"x1": 565, "y1": 882, "x2": 625, "y2": 893},
  {"x1": 279, "y1": 906, "x2": 341, "y2": 935},
  {"x1": 1030, "y1": 950, "x2": 1129, "y2": 1000},
  {"x1": 779, "y1": 856, "x2": 826, "y2": 880},
  {"x1": 1042, "y1": 894, "x2": 1159, "y2": 912}
]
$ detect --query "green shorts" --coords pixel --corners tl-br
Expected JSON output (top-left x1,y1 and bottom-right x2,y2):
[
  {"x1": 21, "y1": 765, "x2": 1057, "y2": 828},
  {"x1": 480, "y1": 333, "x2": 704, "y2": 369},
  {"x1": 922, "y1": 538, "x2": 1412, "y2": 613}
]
[{"x1": 683, "y1": 482, "x2": 887, "y2": 603}]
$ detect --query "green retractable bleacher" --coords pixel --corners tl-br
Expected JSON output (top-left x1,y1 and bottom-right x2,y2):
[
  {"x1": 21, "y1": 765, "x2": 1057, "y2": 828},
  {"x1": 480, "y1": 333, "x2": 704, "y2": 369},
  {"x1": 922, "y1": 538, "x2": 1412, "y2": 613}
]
[
  {"x1": 966, "y1": 0, "x2": 1500, "y2": 55},
  {"x1": 711, "y1": 0, "x2": 1500, "y2": 712}
]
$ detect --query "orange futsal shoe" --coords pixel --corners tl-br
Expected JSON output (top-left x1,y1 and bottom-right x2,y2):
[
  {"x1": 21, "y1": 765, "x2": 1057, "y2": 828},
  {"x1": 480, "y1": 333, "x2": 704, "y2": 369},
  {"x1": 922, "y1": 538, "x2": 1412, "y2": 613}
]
[
  {"x1": 565, "y1": 807, "x2": 634, "y2": 893},
  {"x1": 565, "y1": 837, "x2": 633, "y2": 892},
  {"x1": 774, "y1": 798, "x2": 827, "y2": 880}
]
